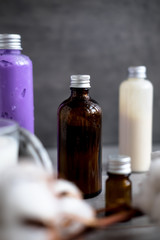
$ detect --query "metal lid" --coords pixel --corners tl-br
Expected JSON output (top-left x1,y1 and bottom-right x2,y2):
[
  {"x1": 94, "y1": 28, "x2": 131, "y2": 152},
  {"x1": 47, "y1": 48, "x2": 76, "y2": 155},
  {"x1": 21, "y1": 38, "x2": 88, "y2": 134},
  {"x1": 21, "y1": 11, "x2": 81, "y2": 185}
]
[
  {"x1": 128, "y1": 66, "x2": 146, "y2": 79},
  {"x1": 0, "y1": 34, "x2": 22, "y2": 50},
  {"x1": 107, "y1": 155, "x2": 131, "y2": 174},
  {"x1": 70, "y1": 75, "x2": 91, "y2": 88}
]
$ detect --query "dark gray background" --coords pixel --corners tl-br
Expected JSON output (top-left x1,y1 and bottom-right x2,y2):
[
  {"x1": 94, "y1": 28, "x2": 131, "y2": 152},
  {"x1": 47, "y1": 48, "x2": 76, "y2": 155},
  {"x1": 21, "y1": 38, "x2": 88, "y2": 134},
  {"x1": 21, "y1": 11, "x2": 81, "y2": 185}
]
[{"x1": 0, "y1": 0, "x2": 160, "y2": 148}]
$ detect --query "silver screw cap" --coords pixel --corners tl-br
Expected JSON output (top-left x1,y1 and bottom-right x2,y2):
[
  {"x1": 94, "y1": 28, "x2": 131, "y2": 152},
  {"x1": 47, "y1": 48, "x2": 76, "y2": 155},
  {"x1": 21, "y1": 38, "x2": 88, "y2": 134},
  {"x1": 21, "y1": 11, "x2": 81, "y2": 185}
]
[
  {"x1": 107, "y1": 155, "x2": 131, "y2": 174},
  {"x1": 0, "y1": 34, "x2": 22, "y2": 50},
  {"x1": 128, "y1": 66, "x2": 147, "y2": 79},
  {"x1": 70, "y1": 75, "x2": 91, "y2": 88}
]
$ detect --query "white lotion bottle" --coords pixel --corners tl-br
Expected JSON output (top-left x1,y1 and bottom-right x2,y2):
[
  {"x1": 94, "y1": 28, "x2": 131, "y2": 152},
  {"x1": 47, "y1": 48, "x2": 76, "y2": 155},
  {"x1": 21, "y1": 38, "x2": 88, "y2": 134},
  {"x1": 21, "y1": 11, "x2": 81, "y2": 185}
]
[{"x1": 119, "y1": 66, "x2": 153, "y2": 172}]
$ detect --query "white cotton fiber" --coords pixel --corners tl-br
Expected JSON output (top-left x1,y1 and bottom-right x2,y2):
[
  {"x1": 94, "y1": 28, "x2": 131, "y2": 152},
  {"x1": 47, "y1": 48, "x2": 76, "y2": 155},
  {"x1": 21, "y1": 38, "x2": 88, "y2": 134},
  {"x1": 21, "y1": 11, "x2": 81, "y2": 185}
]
[
  {"x1": 0, "y1": 162, "x2": 95, "y2": 240},
  {"x1": 134, "y1": 151, "x2": 160, "y2": 222}
]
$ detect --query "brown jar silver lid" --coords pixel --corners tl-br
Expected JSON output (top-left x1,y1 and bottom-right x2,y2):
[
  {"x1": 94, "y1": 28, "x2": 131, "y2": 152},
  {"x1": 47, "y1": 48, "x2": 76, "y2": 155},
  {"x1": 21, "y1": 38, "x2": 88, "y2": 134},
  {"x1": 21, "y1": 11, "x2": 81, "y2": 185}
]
[
  {"x1": 70, "y1": 75, "x2": 91, "y2": 88},
  {"x1": 107, "y1": 154, "x2": 131, "y2": 174}
]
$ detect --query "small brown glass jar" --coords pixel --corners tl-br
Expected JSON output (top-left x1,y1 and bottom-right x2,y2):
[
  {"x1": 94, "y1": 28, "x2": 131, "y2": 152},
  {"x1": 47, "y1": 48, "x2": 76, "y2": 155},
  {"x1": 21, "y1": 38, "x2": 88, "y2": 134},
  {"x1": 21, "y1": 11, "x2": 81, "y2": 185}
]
[{"x1": 105, "y1": 155, "x2": 132, "y2": 211}]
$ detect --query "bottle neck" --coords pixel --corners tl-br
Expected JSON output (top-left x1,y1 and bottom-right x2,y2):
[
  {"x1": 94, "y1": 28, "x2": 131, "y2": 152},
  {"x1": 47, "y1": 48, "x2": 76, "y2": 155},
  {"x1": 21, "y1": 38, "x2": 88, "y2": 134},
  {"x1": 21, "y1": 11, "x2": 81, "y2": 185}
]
[
  {"x1": 70, "y1": 88, "x2": 90, "y2": 99},
  {"x1": 127, "y1": 77, "x2": 145, "y2": 81},
  {"x1": 107, "y1": 172, "x2": 130, "y2": 178},
  {"x1": 0, "y1": 49, "x2": 21, "y2": 55}
]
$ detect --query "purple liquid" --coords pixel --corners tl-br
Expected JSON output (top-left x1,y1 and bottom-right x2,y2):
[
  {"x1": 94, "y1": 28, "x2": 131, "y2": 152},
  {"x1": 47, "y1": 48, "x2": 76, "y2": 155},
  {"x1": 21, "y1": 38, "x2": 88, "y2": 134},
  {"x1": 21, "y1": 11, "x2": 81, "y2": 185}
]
[{"x1": 0, "y1": 49, "x2": 34, "y2": 133}]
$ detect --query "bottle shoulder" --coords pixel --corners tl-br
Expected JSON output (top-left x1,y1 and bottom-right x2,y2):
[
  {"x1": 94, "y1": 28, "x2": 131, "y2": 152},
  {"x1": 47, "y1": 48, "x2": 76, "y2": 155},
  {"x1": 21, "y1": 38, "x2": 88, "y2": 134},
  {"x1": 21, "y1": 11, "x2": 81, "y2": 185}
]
[
  {"x1": 106, "y1": 173, "x2": 131, "y2": 185},
  {"x1": 59, "y1": 96, "x2": 101, "y2": 109},
  {"x1": 58, "y1": 97, "x2": 71, "y2": 112},
  {"x1": 0, "y1": 52, "x2": 32, "y2": 67},
  {"x1": 58, "y1": 96, "x2": 102, "y2": 117},
  {"x1": 120, "y1": 78, "x2": 153, "y2": 91},
  {"x1": 107, "y1": 172, "x2": 131, "y2": 178}
]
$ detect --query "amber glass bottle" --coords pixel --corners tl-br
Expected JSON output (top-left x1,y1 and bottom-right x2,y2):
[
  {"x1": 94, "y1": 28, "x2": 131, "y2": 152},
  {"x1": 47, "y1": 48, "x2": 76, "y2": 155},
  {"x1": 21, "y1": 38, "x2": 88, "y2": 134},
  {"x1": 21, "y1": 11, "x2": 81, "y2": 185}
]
[
  {"x1": 105, "y1": 155, "x2": 132, "y2": 211},
  {"x1": 57, "y1": 75, "x2": 102, "y2": 198}
]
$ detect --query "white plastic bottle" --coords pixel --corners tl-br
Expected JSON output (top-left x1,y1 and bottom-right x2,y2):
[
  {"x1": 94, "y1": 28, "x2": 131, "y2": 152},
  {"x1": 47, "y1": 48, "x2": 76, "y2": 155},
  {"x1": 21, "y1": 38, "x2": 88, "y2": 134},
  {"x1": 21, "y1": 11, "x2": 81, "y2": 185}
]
[{"x1": 119, "y1": 66, "x2": 153, "y2": 172}]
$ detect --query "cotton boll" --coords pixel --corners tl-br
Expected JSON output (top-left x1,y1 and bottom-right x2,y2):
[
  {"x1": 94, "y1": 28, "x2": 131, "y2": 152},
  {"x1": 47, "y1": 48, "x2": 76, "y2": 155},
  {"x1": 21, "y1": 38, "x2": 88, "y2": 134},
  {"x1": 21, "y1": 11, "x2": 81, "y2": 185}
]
[
  {"x1": 1, "y1": 181, "x2": 59, "y2": 225},
  {"x1": 148, "y1": 159, "x2": 160, "y2": 193},
  {"x1": 0, "y1": 222, "x2": 60, "y2": 240},
  {"x1": 150, "y1": 193, "x2": 160, "y2": 222},
  {"x1": 53, "y1": 179, "x2": 82, "y2": 199},
  {"x1": 0, "y1": 163, "x2": 96, "y2": 240},
  {"x1": 0, "y1": 163, "x2": 58, "y2": 238},
  {"x1": 0, "y1": 163, "x2": 55, "y2": 189},
  {"x1": 134, "y1": 156, "x2": 160, "y2": 222},
  {"x1": 133, "y1": 177, "x2": 155, "y2": 216},
  {"x1": 55, "y1": 197, "x2": 95, "y2": 237},
  {"x1": 0, "y1": 225, "x2": 58, "y2": 240}
]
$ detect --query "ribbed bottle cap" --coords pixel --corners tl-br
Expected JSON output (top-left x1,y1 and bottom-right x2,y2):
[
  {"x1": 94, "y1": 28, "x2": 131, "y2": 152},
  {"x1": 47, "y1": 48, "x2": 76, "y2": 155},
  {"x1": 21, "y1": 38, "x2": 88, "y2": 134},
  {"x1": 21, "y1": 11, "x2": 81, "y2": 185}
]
[
  {"x1": 0, "y1": 34, "x2": 22, "y2": 50},
  {"x1": 70, "y1": 75, "x2": 91, "y2": 88},
  {"x1": 107, "y1": 155, "x2": 131, "y2": 174},
  {"x1": 128, "y1": 66, "x2": 146, "y2": 79}
]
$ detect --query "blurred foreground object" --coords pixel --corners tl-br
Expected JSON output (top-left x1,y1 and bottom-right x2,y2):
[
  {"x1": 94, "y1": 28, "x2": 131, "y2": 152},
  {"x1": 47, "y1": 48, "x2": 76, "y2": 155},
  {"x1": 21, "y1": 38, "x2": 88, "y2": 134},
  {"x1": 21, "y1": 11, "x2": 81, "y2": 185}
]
[
  {"x1": 1, "y1": 153, "x2": 160, "y2": 240},
  {"x1": 134, "y1": 151, "x2": 160, "y2": 222},
  {"x1": 0, "y1": 163, "x2": 95, "y2": 240},
  {"x1": 0, "y1": 118, "x2": 53, "y2": 173}
]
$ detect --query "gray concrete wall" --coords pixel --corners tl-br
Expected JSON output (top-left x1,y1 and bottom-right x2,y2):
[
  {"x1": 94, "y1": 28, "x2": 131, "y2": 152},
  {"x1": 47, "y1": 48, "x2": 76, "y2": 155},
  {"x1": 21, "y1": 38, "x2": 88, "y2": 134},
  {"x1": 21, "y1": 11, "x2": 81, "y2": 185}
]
[{"x1": 0, "y1": 0, "x2": 160, "y2": 147}]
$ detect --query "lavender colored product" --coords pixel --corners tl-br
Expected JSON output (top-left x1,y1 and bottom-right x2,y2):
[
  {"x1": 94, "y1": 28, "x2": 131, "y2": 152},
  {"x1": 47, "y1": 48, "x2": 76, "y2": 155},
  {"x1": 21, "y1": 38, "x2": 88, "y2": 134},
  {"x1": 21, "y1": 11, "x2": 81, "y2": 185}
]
[{"x1": 0, "y1": 34, "x2": 34, "y2": 133}]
